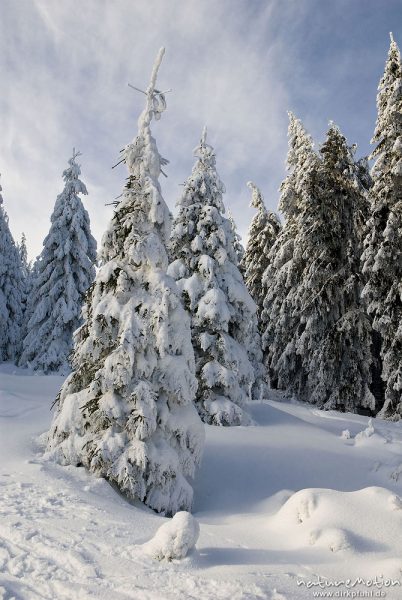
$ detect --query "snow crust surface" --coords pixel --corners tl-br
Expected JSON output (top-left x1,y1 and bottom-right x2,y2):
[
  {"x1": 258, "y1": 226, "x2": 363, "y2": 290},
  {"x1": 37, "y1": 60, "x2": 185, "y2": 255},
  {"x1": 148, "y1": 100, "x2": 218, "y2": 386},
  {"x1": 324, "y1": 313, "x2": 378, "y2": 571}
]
[{"x1": 2, "y1": 365, "x2": 402, "y2": 599}]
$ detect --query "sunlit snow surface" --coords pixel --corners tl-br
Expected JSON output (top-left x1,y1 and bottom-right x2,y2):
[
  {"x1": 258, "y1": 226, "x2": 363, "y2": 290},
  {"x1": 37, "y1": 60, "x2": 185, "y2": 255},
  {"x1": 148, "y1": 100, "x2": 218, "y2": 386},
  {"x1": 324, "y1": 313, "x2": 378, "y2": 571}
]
[{"x1": 1, "y1": 363, "x2": 402, "y2": 599}]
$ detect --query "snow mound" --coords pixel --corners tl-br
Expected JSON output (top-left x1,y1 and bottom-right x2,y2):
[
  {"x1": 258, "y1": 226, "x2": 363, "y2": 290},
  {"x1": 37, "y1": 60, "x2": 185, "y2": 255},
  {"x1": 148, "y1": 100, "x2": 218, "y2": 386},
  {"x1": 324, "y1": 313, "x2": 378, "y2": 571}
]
[
  {"x1": 143, "y1": 511, "x2": 200, "y2": 561},
  {"x1": 269, "y1": 486, "x2": 402, "y2": 557}
]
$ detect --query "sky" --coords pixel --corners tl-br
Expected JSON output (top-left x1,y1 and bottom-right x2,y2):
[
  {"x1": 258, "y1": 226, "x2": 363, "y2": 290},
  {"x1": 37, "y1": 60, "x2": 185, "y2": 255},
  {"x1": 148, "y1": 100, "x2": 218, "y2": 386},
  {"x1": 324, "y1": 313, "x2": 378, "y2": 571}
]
[{"x1": 1, "y1": 0, "x2": 402, "y2": 260}]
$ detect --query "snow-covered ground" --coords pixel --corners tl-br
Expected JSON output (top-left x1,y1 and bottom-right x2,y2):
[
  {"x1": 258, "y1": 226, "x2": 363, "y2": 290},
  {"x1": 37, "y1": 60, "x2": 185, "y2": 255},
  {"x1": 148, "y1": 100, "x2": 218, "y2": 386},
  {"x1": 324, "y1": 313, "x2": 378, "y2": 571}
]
[{"x1": 1, "y1": 364, "x2": 402, "y2": 599}]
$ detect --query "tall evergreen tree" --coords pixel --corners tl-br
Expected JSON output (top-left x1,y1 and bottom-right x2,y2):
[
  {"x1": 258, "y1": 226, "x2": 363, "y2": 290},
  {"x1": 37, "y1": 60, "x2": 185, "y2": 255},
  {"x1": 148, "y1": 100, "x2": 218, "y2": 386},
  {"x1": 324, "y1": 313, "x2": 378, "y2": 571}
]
[
  {"x1": 261, "y1": 113, "x2": 317, "y2": 391},
  {"x1": 19, "y1": 150, "x2": 97, "y2": 373},
  {"x1": 17, "y1": 233, "x2": 30, "y2": 279},
  {"x1": 17, "y1": 233, "x2": 32, "y2": 323},
  {"x1": 168, "y1": 128, "x2": 264, "y2": 425},
  {"x1": 362, "y1": 34, "x2": 402, "y2": 420},
  {"x1": 352, "y1": 156, "x2": 385, "y2": 412},
  {"x1": 0, "y1": 176, "x2": 25, "y2": 362},
  {"x1": 227, "y1": 208, "x2": 245, "y2": 269},
  {"x1": 294, "y1": 124, "x2": 374, "y2": 411},
  {"x1": 241, "y1": 181, "x2": 281, "y2": 323},
  {"x1": 47, "y1": 49, "x2": 204, "y2": 516}
]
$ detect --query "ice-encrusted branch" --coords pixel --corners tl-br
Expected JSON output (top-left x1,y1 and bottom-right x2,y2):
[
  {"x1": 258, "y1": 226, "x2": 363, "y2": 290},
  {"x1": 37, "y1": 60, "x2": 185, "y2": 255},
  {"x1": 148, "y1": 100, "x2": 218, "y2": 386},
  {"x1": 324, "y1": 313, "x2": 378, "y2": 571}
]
[
  {"x1": 200, "y1": 125, "x2": 208, "y2": 147},
  {"x1": 72, "y1": 148, "x2": 82, "y2": 161},
  {"x1": 147, "y1": 47, "x2": 165, "y2": 95},
  {"x1": 137, "y1": 47, "x2": 168, "y2": 134}
]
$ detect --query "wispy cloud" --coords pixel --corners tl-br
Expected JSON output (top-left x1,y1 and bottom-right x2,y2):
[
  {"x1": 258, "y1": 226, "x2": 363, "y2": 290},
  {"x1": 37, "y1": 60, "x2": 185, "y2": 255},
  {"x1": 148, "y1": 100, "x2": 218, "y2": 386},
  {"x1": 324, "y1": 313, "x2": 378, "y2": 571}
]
[{"x1": 0, "y1": 0, "x2": 401, "y2": 258}]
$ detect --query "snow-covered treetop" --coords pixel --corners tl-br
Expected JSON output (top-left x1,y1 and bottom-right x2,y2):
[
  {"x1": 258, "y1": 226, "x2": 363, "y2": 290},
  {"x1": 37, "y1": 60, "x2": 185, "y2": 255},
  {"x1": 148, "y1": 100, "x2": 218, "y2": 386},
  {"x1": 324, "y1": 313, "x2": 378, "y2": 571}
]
[
  {"x1": 372, "y1": 33, "x2": 402, "y2": 153},
  {"x1": 320, "y1": 123, "x2": 362, "y2": 191},
  {"x1": 60, "y1": 149, "x2": 87, "y2": 197},
  {"x1": 114, "y1": 47, "x2": 171, "y2": 250},
  {"x1": 175, "y1": 127, "x2": 226, "y2": 214},
  {"x1": 0, "y1": 174, "x2": 3, "y2": 206},
  {"x1": 247, "y1": 181, "x2": 267, "y2": 214},
  {"x1": 316, "y1": 123, "x2": 370, "y2": 249},
  {"x1": 286, "y1": 112, "x2": 315, "y2": 172},
  {"x1": 18, "y1": 233, "x2": 30, "y2": 278},
  {"x1": 279, "y1": 113, "x2": 316, "y2": 218},
  {"x1": 319, "y1": 126, "x2": 371, "y2": 203},
  {"x1": 245, "y1": 182, "x2": 281, "y2": 244},
  {"x1": 191, "y1": 127, "x2": 225, "y2": 202},
  {"x1": 194, "y1": 126, "x2": 214, "y2": 165},
  {"x1": 242, "y1": 181, "x2": 281, "y2": 321}
]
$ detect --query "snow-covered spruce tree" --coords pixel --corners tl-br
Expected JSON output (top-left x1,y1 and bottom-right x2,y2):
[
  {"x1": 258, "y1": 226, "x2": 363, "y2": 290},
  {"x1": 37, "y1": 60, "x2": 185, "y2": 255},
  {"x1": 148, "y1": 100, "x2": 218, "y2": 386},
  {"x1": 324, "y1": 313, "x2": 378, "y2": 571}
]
[
  {"x1": 19, "y1": 150, "x2": 97, "y2": 374},
  {"x1": 294, "y1": 124, "x2": 374, "y2": 412},
  {"x1": 362, "y1": 33, "x2": 402, "y2": 420},
  {"x1": 261, "y1": 113, "x2": 317, "y2": 392},
  {"x1": 0, "y1": 176, "x2": 25, "y2": 362},
  {"x1": 17, "y1": 232, "x2": 32, "y2": 321},
  {"x1": 241, "y1": 182, "x2": 281, "y2": 323},
  {"x1": 17, "y1": 233, "x2": 31, "y2": 279},
  {"x1": 168, "y1": 128, "x2": 264, "y2": 425},
  {"x1": 47, "y1": 49, "x2": 204, "y2": 516},
  {"x1": 352, "y1": 157, "x2": 385, "y2": 411}
]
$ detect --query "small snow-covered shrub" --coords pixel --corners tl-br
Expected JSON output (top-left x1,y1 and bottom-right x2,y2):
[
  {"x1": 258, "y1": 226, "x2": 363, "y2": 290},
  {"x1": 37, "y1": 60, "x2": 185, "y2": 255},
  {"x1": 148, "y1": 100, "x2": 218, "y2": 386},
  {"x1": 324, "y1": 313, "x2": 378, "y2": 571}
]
[
  {"x1": 144, "y1": 511, "x2": 200, "y2": 561},
  {"x1": 355, "y1": 418, "x2": 375, "y2": 442},
  {"x1": 205, "y1": 396, "x2": 249, "y2": 427}
]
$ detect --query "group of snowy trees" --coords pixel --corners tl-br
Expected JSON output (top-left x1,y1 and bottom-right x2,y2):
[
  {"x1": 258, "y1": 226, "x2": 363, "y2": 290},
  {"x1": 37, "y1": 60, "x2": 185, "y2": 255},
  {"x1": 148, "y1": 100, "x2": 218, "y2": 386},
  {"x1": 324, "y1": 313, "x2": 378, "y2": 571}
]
[
  {"x1": 1, "y1": 36, "x2": 401, "y2": 514},
  {"x1": 250, "y1": 34, "x2": 401, "y2": 423},
  {"x1": 260, "y1": 117, "x2": 374, "y2": 414},
  {"x1": 47, "y1": 49, "x2": 269, "y2": 515}
]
